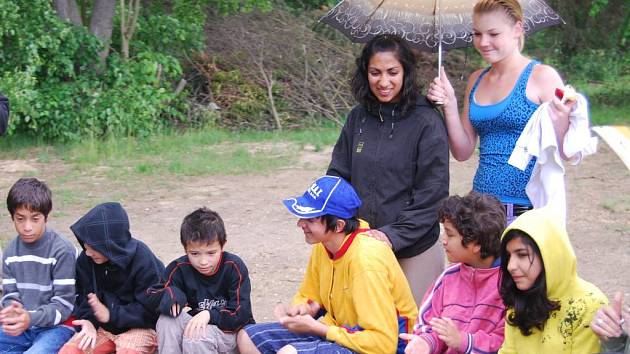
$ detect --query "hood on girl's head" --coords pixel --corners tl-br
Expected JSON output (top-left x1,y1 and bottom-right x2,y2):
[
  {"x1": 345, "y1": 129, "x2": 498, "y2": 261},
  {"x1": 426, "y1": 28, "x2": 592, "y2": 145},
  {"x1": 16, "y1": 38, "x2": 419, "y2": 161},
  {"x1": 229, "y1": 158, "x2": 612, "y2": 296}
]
[
  {"x1": 501, "y1": 206, "x2": 577, "y2": 299},
  {"x1": 70, "y1": 202, "x2": 137, "y2": 269}
]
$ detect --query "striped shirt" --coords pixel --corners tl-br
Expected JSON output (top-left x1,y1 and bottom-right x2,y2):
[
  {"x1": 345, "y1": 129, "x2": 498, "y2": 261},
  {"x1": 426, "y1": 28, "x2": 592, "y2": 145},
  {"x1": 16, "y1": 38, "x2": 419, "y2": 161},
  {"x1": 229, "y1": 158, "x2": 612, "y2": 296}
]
[{"x1": 2, "y1": 227, "x2": 77, "y2": 327}]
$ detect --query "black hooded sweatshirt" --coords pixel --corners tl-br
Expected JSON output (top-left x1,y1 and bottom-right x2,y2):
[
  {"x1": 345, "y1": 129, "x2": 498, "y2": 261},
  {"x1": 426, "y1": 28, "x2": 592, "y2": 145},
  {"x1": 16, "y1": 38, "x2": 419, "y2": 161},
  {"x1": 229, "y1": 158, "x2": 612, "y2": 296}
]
[
  {"x1": 327, "y1": 96, "x2": 449, "y2": 259},
  {"x1": 70, "y1": 202, "x2": 165, "y2": 334}
]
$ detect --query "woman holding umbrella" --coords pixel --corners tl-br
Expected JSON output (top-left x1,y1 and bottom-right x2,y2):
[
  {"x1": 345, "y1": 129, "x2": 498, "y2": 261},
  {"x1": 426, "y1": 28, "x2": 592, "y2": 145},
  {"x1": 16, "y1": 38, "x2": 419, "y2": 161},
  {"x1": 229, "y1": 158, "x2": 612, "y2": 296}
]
[
  {"x1": 427, "y1": 0, "x2": 576, "y2": 224},
  {"x1": 327, "y1": 34, "x2": 450, "y2": 303}
]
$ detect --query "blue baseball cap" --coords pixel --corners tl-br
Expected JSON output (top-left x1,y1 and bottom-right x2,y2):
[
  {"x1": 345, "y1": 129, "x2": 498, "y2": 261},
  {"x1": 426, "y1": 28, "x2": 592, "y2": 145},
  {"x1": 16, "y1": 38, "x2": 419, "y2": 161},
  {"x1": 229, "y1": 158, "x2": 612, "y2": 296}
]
[{"x1": 283, "y1": 176, "x2": 362, "y2": 219}]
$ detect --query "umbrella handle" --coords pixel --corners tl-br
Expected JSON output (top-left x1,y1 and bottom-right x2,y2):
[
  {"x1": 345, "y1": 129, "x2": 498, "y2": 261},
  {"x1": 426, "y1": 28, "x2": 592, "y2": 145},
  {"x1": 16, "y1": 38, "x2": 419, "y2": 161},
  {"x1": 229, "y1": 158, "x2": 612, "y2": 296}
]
[
  {"x1": 434, "y1": 38, "x2": 444, "y2": 106},
  {"x1": 438, "y1": 40, "x2": 442, "y2": 79},
  {"x1": 434, "y1": 0, "x2": 443, "y2": 106}
]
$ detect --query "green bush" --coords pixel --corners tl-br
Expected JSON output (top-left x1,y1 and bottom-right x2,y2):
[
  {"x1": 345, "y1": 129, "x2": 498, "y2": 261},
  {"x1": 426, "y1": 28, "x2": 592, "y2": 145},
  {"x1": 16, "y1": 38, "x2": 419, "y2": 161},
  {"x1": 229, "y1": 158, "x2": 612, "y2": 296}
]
[
  {"x1": 0, "y1": 0, "x2": 283, "y2": 142},
  {"x1": 580, "y1": 76, "x2": 630, "y2": 107},
  {"x1": 560, "y1": 49, "x2": 629, "y2": 83},
  {"x1": 0, "y1": 0, "x2": 190, "y2": 141}
]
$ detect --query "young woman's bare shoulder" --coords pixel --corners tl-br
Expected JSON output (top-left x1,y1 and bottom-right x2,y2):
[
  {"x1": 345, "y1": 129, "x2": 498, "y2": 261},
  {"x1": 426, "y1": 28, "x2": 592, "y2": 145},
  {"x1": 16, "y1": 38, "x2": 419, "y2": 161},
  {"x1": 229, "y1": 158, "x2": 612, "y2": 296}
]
[
  {"x1": 531, "y1": 64, "x2": 563, "y2": 86},
  {"x1": 530, "y1": 64, "x2": 564, "y2": 101},
  {"x1": 468, "y1": 68, "x2": 486, "y2": 82},
  {"x1": 466, "y1": 68, "x2": 486, "y2": 90}
]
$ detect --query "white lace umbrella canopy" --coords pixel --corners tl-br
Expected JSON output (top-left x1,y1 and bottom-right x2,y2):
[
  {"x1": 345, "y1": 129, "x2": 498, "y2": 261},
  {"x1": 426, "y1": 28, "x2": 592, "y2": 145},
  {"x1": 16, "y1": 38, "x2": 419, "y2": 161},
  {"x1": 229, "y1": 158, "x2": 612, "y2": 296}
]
[{"x1": 319, "y1": 0, "x2": 564, "y2": 52}]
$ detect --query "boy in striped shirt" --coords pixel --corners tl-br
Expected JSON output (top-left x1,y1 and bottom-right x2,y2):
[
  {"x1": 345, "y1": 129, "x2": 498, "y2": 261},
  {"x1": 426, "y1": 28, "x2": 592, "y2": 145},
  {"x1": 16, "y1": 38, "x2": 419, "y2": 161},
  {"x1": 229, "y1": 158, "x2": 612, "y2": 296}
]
[{"x1": 0, "y1": 177, "x2": 77, "y2": 352}]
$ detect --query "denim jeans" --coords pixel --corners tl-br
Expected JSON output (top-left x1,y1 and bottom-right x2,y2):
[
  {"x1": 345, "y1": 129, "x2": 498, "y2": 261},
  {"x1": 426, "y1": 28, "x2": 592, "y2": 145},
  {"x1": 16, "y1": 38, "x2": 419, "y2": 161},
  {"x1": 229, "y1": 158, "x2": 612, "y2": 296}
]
[{"x1": 0, "y1": 325, "x2": 74, "y2": 354}]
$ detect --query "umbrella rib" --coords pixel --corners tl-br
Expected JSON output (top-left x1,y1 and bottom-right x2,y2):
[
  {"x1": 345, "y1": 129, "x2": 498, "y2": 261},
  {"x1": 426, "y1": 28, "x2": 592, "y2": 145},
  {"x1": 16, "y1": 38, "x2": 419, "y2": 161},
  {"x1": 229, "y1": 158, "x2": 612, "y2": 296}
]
[{"x1": 365, "y1": 0, "x2": 385, "y2": 24}]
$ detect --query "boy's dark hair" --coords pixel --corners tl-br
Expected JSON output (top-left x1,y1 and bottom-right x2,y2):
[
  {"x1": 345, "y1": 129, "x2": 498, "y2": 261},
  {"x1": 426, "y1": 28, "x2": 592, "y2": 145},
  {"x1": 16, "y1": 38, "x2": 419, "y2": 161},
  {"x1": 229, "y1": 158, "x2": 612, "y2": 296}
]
[
  {"x1": 500, "y1": 230, "x2": 560, "y2": 336},
  {"x1": 320, "y1": 215, "x2": 360, "y2": 235},
  {"x1": 181, "y1": 207, "x2": 227, "y2": 248},
  {"x1": 351, "y1": 34, "x2": 419, "y2": 116},
  {"x1": 7, "y1": 177, "x2": 53, "y2": 219},
  {"x1": 438, "y1": 191, "x2": 505, "y2": 259}
]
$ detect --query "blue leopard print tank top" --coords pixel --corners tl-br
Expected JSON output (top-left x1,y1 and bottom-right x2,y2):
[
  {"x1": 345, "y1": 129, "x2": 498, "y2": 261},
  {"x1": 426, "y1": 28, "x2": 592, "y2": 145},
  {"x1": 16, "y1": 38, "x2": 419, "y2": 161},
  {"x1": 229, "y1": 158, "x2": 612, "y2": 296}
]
[{"x1": 469, "y1": 60, "x2": 540, "y2": 205}]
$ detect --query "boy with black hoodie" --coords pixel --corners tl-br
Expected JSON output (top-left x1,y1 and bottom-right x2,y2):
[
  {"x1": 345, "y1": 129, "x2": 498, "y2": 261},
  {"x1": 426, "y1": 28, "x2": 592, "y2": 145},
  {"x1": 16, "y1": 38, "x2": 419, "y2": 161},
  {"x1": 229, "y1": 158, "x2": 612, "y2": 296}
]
[
  {"x1": 148, "y1": 207, "x2": 254, "y2": 354},
  {"x1": 59, "y1": 202, "x2": 165, "y2": 354}
]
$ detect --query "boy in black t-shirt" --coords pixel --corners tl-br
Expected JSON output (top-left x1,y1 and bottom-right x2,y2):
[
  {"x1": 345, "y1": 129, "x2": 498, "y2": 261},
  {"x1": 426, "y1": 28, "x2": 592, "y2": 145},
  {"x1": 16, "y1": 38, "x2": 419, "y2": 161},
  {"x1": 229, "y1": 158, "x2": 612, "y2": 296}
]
[{"x1": 148, "y1": 207, "x2": 254, "y2": 354}]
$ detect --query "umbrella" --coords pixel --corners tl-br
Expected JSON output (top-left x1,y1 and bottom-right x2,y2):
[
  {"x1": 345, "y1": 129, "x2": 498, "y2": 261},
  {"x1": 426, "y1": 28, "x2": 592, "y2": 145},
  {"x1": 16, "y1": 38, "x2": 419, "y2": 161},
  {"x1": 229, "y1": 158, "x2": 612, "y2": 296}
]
[{"x1": 320, "y1": 0, "x2": 564, "y2": 73}]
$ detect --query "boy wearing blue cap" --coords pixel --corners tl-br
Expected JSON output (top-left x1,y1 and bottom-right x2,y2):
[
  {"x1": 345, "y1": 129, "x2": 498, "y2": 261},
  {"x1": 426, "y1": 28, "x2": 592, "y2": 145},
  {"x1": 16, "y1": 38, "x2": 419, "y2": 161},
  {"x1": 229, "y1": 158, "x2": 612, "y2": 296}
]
[{"x1": 237, "y1": 176, "x2": 418, "y2": 354}]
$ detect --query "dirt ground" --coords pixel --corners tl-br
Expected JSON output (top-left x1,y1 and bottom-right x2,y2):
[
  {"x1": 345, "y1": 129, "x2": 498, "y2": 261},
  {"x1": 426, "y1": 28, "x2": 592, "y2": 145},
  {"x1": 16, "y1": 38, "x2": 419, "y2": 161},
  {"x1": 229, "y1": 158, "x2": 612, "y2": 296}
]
[{"x1": 1, "y1": 142, "x2": 629, "y2": 322}]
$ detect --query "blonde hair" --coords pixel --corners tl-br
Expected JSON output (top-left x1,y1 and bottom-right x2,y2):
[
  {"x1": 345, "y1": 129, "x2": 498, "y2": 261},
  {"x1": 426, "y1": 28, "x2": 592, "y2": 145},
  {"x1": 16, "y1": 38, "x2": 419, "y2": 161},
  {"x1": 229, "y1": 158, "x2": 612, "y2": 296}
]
[{"x1": 473, "y1": 0, "x2": 525, "y2": 51}]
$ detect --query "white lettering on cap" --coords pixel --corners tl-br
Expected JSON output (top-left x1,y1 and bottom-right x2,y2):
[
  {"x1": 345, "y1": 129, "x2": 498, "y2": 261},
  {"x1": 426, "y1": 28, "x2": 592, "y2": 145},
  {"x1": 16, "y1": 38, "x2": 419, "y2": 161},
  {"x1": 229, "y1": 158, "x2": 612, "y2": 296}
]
[
  {"x1": 294, "y1": 205, "x2": 316, "y2": 213},
  {"x1": 307, "y1": 183, "x2": 323, "y2": 199}
]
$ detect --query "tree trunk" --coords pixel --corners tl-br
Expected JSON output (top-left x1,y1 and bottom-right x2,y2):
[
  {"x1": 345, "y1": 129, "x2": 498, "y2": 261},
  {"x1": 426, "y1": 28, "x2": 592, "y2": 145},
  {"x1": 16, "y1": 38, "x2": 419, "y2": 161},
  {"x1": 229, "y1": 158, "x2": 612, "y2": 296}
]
[
  {"x1": 53, "y1": 0, "x2": 83, "y2": 26},
  {"x1": 89, "y1": 0, "x2": 117, "y2": 66},
  {"x1": 120, "y1": 0, "x2": 141, "y2": 60}
]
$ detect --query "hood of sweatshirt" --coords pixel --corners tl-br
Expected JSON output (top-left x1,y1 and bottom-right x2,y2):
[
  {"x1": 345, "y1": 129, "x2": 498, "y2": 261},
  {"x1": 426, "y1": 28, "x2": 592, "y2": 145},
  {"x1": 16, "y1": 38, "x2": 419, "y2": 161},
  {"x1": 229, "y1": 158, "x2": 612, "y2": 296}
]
[
  {"x1": 70, "y1": 202, "x2": 137, "y2": 269},
  {"x1": 501, "y1": 206, "x2": 576, "y2": 300}
]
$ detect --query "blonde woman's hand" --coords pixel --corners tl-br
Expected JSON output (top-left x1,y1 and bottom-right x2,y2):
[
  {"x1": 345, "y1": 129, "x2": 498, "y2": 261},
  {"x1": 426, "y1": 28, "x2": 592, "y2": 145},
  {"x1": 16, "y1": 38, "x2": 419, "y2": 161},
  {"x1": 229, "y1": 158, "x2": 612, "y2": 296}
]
[
  {"x1": 548, "y1": 86, "x2": 577, "y2": 122},
  {"x1": 427, "y1": 67, "x2": 456, "y2": 110}
]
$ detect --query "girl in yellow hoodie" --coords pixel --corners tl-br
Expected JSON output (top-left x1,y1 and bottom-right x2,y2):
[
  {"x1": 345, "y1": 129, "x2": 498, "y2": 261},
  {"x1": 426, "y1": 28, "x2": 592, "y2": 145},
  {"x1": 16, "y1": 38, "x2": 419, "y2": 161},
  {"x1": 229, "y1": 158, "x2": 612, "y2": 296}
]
[{"x1": 498, "y1": 207, "x2": 607, "y2": 354}]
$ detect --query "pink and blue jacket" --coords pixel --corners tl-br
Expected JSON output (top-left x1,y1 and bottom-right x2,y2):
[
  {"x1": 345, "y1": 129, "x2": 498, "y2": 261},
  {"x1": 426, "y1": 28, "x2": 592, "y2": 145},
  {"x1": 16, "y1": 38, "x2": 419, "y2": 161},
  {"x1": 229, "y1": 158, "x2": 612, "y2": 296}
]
[{"x1": 413, "y1": 259, "x2": 505, "y2": 354}]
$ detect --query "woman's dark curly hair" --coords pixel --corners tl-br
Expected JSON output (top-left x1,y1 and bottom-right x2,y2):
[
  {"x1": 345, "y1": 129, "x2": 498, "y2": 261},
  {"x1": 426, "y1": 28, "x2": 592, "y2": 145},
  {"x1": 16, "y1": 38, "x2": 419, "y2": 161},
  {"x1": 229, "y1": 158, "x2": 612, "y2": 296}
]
[
  {"x1": 500, "y1": 230, "x2": 560, "y2": 336},
  {"x1": 351, "y1": 34, "x2": 419, "y2": 115},
  {"x1": 438, "y1": 191, "x2": 505, "y2": 259}
]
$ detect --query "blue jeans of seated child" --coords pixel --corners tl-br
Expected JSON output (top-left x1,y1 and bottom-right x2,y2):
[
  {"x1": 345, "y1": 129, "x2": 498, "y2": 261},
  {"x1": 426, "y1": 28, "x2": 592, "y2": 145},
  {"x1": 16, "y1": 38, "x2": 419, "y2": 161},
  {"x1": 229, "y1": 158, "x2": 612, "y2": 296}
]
[{"x1": 0, "y1": 325, "x2": 74, "y2": 354}]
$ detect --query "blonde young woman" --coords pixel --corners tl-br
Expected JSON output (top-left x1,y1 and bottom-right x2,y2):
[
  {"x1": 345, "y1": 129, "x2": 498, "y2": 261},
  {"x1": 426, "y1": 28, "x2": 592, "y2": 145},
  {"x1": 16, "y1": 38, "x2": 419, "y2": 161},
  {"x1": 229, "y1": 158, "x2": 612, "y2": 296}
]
[{"x1": 427, "y1": 0, "x2": 576, "y2": 224}]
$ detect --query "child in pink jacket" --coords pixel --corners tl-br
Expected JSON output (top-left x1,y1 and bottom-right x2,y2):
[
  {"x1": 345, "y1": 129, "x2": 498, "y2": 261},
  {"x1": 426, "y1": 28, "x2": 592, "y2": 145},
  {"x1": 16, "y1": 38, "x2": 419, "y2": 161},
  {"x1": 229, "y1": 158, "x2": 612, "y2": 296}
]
[{"x1": 402, "y1": 192, "x2": 506, "y2": 354}]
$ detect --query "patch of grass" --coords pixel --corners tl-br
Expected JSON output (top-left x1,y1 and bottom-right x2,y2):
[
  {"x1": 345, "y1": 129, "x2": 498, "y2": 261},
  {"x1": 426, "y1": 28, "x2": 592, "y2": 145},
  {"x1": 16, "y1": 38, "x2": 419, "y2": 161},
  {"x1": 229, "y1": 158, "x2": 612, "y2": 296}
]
[
  {"x1": 600, "y1": 197, "x2": 630, "y2": 214},
  {"x1": 0, "y1": 135, "x2": 48, "y2": 159},
  {"x1": 57, "y1": 188, "x2": 80, "y2": 205},
  {"x1": 283, "y1": 124, "x2": 341, "y2": 151},
  {"x1": 0, "y1": 124, "x2": 341, "y2": 181},
  {"x1": 590, "y1": 105, "x2": 630, "y2": 127}
]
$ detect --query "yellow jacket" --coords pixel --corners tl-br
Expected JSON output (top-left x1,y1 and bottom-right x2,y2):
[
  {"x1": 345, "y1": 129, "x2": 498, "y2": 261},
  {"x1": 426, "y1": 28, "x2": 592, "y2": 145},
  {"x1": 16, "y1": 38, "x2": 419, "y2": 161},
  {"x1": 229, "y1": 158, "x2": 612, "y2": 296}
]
[
  {"x1": 293, "y1": 220, "x2": 418, "y2": 354},
  {"x1": 499, "y1": 207, "x2": 607, "y2": 354}
]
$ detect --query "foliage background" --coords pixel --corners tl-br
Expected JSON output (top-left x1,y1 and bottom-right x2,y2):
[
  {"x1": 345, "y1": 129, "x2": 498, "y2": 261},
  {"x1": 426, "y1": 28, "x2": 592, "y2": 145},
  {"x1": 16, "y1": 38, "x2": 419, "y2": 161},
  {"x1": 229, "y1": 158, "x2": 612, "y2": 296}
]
[{"x1": 0, "y1": 0, "x2": 627, "y2": 142}]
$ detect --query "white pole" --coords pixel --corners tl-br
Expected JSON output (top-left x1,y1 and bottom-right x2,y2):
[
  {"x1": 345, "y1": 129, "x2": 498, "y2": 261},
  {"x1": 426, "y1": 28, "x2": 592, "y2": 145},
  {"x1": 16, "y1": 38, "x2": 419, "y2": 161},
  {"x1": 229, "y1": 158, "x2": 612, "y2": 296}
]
[
  {"x1": 435, "y1": 0, "x2": 444, "y2": 105},
  {"x1": 438, "y1": 39, "x2": 443, "y2": 79},
  {"x1": 437, "y1": 0, "x2": 442, "y2": 79}
]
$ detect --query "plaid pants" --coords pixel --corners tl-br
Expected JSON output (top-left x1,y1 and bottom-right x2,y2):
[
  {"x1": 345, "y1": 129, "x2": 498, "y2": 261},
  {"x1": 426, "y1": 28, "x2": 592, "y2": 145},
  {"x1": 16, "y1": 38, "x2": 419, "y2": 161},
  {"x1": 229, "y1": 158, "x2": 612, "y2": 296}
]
[{"x1": 59, "y1": 327, "x2": 157, "y2": 354}]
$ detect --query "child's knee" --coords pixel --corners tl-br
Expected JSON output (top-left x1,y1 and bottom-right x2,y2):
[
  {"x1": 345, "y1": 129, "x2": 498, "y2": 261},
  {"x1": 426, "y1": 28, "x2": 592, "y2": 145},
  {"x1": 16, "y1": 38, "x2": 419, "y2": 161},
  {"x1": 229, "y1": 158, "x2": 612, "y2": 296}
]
[
  {"x1": 236, "y1": 328, "x2": 259, "y2": 354},
  {"x1": 156, "y1": 314, "x2": 179, "y2": 334},
  {"x1": 278, "y1": 344, "x2": 298, "y2": 354}
]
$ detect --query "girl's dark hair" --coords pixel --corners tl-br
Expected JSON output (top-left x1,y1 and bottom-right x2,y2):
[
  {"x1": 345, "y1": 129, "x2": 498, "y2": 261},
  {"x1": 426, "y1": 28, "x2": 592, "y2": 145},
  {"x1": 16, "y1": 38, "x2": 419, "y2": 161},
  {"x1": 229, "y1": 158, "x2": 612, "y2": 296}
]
[
  {"x1": 7, "y1": 177, "x2": 53, "y2": 219},
  {"x1": 500, "y1": 230, "x2": 560, "y2": 336},
  {"x1": 351, "y1": 34, "x2": 419, "y2": 115},
  {"x1": 320, "y1": 214, "x2": 359, "y2": 235},
  {"x1": 181, "y1": 207, "x2": 227, "y2": 248},
  {"x1": 438, "y1": 191, "x2": 505, "y2": 259}
]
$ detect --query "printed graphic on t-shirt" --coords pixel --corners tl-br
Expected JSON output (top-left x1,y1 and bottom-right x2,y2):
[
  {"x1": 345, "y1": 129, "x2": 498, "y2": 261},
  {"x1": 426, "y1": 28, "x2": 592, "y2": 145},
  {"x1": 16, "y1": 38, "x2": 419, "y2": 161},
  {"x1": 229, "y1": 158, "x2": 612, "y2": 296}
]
[{"x1": 198, "y1": 298, "x2": 227, "y2": 310}]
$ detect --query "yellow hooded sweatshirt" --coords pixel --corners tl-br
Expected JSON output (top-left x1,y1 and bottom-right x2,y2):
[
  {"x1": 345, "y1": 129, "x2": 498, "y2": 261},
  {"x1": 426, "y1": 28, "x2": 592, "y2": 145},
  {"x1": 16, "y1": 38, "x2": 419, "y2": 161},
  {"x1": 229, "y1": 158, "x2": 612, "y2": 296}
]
[{"x1": 499, "y1": 207, "x2": 608, "y2": 354}]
